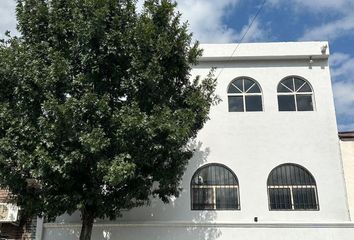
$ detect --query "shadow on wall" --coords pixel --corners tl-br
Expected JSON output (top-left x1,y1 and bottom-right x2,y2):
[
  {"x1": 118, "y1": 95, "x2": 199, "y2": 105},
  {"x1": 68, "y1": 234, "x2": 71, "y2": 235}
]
[
  {"x1": 43, "y1": 141, "x2": 221, "y2": 240},
  {"x1": 43, "y1": 227, "x2": 80, "y2": 240},
  {"x1": 44, "y1": 223, "x2": 221, "y2": 240},
  {"x1": 187, "y1": 211, "x2": 221, "y2": 240},
  {"x1": 184, "y1": 141, "x2": 221, "y2": 240}
]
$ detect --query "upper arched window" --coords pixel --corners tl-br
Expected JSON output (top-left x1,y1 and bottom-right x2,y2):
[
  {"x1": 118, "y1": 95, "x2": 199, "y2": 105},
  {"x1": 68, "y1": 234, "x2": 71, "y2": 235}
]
[
  {"x1": 277, "y1": 76, "x2": 314, "y2": 111},
  {"x1": 228, "y1": 77, "x2": 263, "y2": 112},
  {"x1": 267, "y1": 164, "x2": 319, "y2": 210},
  {"x1": 191, "y1": 164, "x2": 240, "y2": 210}
]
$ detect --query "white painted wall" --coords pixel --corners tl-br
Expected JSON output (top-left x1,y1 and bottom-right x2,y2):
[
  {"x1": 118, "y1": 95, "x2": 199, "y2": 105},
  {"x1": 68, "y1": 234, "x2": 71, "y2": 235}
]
[
  {"x1": 41, "y1": 42, "x2": 353, "y2": 240},
  {"x1": 341, "y1": 140, "x2": 354, "y2": 219},
  {"x1": 43, "y1": 223, "x2": 354, "y2": 240},
  {"x1": 200, "y1": 42, "x2": 329, "y2": 61}
]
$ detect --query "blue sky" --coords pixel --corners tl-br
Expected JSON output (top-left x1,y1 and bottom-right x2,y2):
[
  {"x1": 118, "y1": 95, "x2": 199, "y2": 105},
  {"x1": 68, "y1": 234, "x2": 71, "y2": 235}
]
[{"x1": 1, "y1": 0, "x2": 353, "y2": 131}]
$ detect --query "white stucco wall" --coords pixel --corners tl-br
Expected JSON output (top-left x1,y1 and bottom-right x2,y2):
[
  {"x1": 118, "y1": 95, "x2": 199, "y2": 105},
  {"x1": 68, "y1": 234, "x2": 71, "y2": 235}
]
[
  {"x1": 42, "y1": 222, "x2": 354, "y2": 240},
  {"x1": 40, "y1": 42, "x2": 353, "y2": 240},
  {"x1": 341, "y1": 140, "x2": 354, "y2": 219}
]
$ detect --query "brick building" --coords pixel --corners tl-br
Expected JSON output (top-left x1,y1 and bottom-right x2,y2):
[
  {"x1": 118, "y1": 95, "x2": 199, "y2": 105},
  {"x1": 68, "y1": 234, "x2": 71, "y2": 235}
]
[{"x1": 0, "y1": 190, "x2": 36, "y2": 240}]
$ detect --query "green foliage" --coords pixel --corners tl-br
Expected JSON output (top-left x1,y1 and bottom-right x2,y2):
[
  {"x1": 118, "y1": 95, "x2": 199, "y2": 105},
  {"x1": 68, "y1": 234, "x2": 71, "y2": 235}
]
[{"x1": 0, "y1": 0, "x2": 217, "y2": 227}]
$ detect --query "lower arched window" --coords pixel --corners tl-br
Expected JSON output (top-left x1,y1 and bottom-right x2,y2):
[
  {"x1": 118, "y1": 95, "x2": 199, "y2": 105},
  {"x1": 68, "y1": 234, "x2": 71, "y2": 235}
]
[
  {"x1": 267, "y1": 164, "x2": 319, "y2": 210},
  {"x1": 191, "y1": 164, "x2": 240, "y2": 210}
]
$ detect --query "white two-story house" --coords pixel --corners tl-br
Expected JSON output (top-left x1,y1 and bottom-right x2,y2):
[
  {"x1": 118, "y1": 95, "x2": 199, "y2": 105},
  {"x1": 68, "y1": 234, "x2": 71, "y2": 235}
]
[{"x1": 37, "y1": 41, "x2": 354, "y2": 240}]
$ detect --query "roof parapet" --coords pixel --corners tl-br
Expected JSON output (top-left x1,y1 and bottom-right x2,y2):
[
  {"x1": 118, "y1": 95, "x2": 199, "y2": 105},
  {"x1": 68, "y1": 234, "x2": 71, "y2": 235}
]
[{"x1": 199, "y1": 41, "x2": 330, "y2": 62}]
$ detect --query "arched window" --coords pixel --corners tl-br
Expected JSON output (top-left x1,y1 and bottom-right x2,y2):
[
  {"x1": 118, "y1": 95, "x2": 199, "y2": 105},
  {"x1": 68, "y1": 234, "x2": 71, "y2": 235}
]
[
  {"x1": 227, "y1": 77, "x2": 263, "y2": 112},
  {"x1": 277, "y1": 76, "x2": 314, "y2": 111},
  {"x1": 191, "y1": 164, "x2": 240, "y2": 210},
  {"x1": 267, "y1": 164, "x2": 319, "y2": 210}
]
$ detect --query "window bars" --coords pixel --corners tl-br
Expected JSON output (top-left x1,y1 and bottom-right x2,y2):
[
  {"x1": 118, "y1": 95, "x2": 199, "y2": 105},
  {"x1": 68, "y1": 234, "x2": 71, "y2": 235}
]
[
  {"x1": 228, "y1": 77, "x2": 263, "y2": 112},
  {"x1": 267, "y1": 164, "x2": 319, "y2": 210},
  {"x1": 191, "y1": 164, "x2": 240, "y2": 210}
]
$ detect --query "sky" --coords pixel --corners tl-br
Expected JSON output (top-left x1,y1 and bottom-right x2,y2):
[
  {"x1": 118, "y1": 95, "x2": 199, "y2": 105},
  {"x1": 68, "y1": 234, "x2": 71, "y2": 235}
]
[{"x1": 0, "y1": 0, "x2": 353, "y2": 131}]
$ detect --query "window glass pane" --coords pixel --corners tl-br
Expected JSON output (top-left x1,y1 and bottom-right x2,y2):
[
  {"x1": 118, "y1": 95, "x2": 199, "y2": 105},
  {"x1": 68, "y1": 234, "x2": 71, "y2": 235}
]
[
  {"x1": 228, "y1": 80, "x2": 243, "y2": 93},
  {"x1": 278, "y1": 95, "x2": 296, "y2": 111},
  {"x1": 278, "y1": 84, "x2": 292, "y2": 93},
  {"x1": 194, "y1": 165, "x2": 238, "y2": 186},
  {"x1": 293, "y1": 188, "x2": 317, "y2": 210},
  {"x1": 217, "y1": 166, "x2": 234, "y2": 185},
  {"x1": 268, "y1": 165, "x2": 316, "y2": 186},
  {"x1": 214, "y1": 166, "x2": 221, "y2": 185},
  {"x1": 192, "y1": 188, "x2": 214, "y2": 210},
  {"x1": 287, "y1": 165, "x2": 296, "y2": 185},
  {"x1": 269, "y1": 188, "x2": 292, "y2": 210},
  {"x1": 244, "y1": 79, "x2": 254, "y2": 92},
  {"x1": 303, "y1": 168, "x2": 316, "y2": 185},
  {"x1": 278, "y1": 78, "x2": 294, "y2": 92},
  {"x1": 216, "y1": 188, "x2": 238, "y2": 209},
  {"x1": 221, "y1": 166, "x2": 228, "y2": 185},
  {"x1": 247, "y1": 83, "x2": 261, "y2": 93},
  {"x1": 236, "y1": 80, "x2": 244, "y2": 92},
  {"x1": 228, "y1": 96, "x2": 244, "y2": 112},
  {"x1": 294, "y1": 78, "x2": 312, "y2": 92},
  {"x1": 294, "y1": 78, "x2": 305, "y2": 91},
  {"x1": 278, "y1": 165, "x2": 290, "y2": 185},
  {"x1": 207, "y1": 165, "x2": 214, "y2": 185},
  {"x1": 292, "y1": 166, "x2": 316, "y2": 185},
  {"x1": 284, "y1": 78, "x2": 295, "y2": 90},
  {"x1": 228, "y1": 84, "x2": 242, "y2": 93},
  {"x1": 270, "y1": 165, "x2": 294, "y2": 185},
  {"x1": 297, "y1": 81, "x2": 312, "y2": 92},
  {"x1": 245, "y1": 95, "x2": 262, "y2": 112},
  {"x1": 296, "y1": 95, "x2": 313, "y2": 111}
]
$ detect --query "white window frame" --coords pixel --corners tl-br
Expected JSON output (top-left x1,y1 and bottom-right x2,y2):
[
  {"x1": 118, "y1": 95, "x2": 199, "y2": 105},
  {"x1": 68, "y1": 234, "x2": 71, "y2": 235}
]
[
  {"x1": 277, "y1": 76, "x2": 315, "y2": 111},
  {"x1": 228, "y1": 77, "x2": 263, "y2": 112}
]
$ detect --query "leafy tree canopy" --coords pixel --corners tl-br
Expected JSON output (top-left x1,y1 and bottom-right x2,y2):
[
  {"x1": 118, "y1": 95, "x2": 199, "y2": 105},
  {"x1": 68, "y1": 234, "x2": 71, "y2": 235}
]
[{"x1": 0, "y1": 0, "x2": 217, "y2": 239}]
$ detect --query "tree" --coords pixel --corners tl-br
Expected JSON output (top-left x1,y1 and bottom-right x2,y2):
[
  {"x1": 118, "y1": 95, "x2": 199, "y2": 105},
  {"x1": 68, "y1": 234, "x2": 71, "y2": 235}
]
[{"x1": 0, "y1": 0, "x2": 217, "y2": 239}]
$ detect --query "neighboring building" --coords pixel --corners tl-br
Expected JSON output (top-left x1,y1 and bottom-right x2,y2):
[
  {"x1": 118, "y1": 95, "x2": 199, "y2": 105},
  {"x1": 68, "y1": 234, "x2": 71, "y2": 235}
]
[
  {"x1": 339, "y1": 131, "x2": 354, "y2": 219},
  {"x1": 5, "y1": 41, "x2": 354, "y2": 239},
  {"x1": 0, "y1": 190, "x2": 36, "y2": 240}
]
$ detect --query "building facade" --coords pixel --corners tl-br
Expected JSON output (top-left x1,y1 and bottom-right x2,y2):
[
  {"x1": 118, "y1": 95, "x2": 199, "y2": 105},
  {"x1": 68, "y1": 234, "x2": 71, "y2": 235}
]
[
  {"x1": 339, "y1": 131, "x2": 354, "y2": 219},
  {"x1": 7, "y1": 42, "x2": 354, "y2": 239},
  {"x1": 0, "y1": 190, "x2": 37, "y2": 240}
]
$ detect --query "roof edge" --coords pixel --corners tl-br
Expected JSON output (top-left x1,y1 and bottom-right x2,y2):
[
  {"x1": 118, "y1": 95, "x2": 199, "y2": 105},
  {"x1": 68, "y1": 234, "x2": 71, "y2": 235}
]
[
  {"x1": 339, "y1": 131, "x2": 354, "y2": 141},
  {"x1": 198, "y1": 41, "x2": 330, "y2": 62}
]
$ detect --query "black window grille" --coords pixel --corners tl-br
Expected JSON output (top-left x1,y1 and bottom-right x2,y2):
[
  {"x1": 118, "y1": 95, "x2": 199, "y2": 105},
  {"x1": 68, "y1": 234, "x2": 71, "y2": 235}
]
[
  {"x1": 191, "y1": 164, "x2": 240, "y2": 210},
  {"x1": 277, "y1": 76, "x2": 314, "y2": 111},
  {"x1": 228, "y1": 77, "x2": 263, "y2": 112},
  {"x1": 267, "y1": 164, "x2": 319, "y2": 210}
]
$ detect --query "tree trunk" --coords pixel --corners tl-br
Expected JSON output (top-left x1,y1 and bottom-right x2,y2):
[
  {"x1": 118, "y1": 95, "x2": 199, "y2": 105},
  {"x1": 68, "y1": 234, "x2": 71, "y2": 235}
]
[{"x1": 79, "y1": 210, "x2": 94, "y2": 240}]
